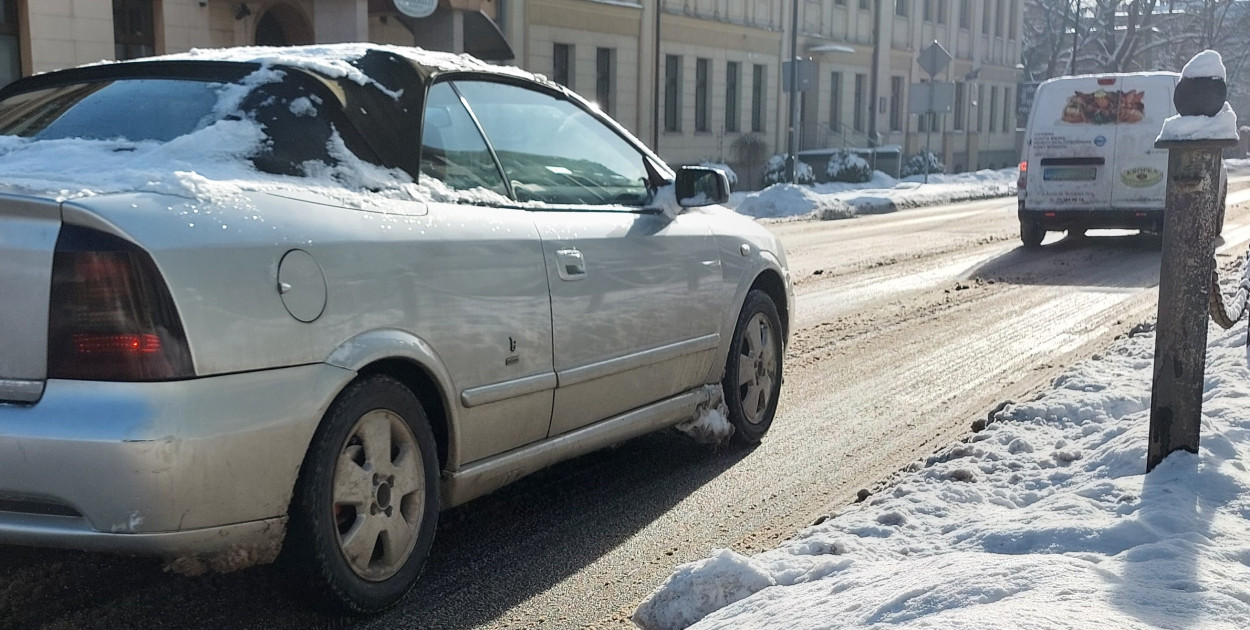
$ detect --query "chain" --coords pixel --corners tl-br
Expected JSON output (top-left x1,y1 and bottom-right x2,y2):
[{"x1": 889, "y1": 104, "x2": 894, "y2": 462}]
[{"x1": 1210, "y1": 253, "x2": 1250, "y2": 330}]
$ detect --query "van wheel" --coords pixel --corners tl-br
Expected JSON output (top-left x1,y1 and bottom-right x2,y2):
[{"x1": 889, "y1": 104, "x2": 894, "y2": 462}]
[
  {"x1": 283, "y1": 375, "x2": 440, "y2": 615},
  {"x1": 1020, "y1": 220, "x2": 1045, "y2": 249}
]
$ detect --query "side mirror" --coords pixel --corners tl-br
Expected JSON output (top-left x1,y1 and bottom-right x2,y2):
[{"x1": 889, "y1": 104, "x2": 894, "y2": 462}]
[{"x1": 675, "y1": 166, "x2": 731, "y2": 208}]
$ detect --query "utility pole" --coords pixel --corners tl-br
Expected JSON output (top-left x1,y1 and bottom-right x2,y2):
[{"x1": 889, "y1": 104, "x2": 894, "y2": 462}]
[
  {"x1": 868, "y1": 0, "x2": 882, "y2": 172},
  {"x1": 787, "y1": 0, "x2": 800, "y2": 183}
]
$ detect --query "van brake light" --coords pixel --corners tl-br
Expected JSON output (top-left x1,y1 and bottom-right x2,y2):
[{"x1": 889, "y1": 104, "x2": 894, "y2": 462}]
[{"x1": 1017, "y1": 161, "x2": 1027, "y2": 191}]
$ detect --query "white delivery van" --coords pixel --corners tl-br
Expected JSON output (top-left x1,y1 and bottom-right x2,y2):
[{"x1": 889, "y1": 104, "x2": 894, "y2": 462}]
[{"x1": 1017, "y1": 72, "x2": 1226, "y2": 248}]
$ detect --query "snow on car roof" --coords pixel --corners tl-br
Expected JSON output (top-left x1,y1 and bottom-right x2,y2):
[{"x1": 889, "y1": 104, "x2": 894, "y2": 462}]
[
  {"x1": 0, "y1": 44, "x2": 558, "y2": 207},
  {"x1": 151, "y1": 43, "x2": 552, "y2": 95}
]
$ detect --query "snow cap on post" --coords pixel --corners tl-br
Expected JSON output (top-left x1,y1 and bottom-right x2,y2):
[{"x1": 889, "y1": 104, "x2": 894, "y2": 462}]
[{"x1": 1157, "y1": 50, "x2": 1238, "y2": 144}]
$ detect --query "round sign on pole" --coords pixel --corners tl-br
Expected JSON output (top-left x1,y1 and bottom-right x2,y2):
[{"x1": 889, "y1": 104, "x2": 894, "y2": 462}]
[{"x1": 394, "y1": 0, "x2": 437, "y2": 18}]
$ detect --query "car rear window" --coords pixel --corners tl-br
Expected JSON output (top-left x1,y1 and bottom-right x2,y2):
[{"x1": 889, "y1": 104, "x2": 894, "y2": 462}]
[
  {"x1": 0, "y1": 76, "x2": 355, "y2": 177},
  {"x1": 0, "y1": 79, "x2": 225, "y2": 142}
]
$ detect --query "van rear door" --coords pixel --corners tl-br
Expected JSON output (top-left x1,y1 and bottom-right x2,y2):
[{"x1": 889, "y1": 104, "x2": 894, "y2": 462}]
[
  {"x1": 1026, "y1": 76, "x2": 1120, "y2": 212},
  {"x1": 1110, "y1": 74, "x2": 1177, "y2": 211}
]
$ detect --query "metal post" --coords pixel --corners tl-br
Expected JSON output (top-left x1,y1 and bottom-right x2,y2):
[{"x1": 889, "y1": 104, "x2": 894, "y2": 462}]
[
  {"x1": 924, "y1": 84, "x2": 933, "y2": 184},
  {"x1": 787, "y1": 0, "x2": 800, "y2": 183},
  {"x1": 1147, "y1": 139, "x2": 1235, "y2": 472}
]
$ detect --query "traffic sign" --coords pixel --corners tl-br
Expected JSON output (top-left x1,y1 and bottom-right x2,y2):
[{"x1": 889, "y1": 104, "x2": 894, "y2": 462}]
[
  {"x1": 917, "y1": 41, "x2": 952, "y2": 79},
  {"x1": 394, "y1": 0, "x2": 437, "y2": 18}
]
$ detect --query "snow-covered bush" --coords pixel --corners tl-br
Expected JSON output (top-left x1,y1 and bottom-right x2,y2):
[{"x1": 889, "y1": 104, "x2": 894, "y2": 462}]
[
  {"x1": 764, "y1": 154, "x2": 815, "y2": 185},
  {"x1": 823, "y1": 150, "x2": 872, "y2": 183},
  {"x1": 902, "y1": 151, "x2": 946, "y2": 177},
  {"x1": 699, "y1": 161, "x2": 738, "y2": 186}
]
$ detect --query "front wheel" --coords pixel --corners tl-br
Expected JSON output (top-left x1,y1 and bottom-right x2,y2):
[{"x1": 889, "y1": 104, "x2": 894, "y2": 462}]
[
  {"x1": 1020, "y1": 219, "x2": 1045, "y2": 249},
  {"x1": 283, "y1": 375, "x2": 440, "y2": 615},
  {"x1": 722, "y1": 290, "x2": 784, "y2": 444}
]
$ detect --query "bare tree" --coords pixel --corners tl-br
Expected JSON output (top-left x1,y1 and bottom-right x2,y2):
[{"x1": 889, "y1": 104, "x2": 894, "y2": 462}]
[{"x1": 1024, "y1": 0, "x2": 1250, "y2": 78}]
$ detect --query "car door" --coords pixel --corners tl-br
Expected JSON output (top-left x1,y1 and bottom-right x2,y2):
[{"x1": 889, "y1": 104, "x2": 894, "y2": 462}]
[
  {"x1": 414, "y1": 80, "x2": 555, "y2": 463},
  {"x1": 1029, "y1": 76, "x2": 1137, "y2": 213},
  {"x1": 452, "y1": 79, "x2": 724, "y2": 436},
  {"x1": 1110, "y1": 74, "x2": 1176, "y2": 211}
]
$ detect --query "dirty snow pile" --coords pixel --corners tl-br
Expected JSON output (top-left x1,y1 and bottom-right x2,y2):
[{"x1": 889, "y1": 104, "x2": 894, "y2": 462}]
[
  {"x1": 634, "y1": 320, "x2": 1250, "y2": 629},
  {"x1": 729, "y1": 168, "x2": 1017, "y2": 221}
]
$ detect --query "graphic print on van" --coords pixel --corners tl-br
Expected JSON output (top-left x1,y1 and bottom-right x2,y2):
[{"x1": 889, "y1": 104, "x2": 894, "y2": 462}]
[{"x1": 1060, "y1": 90, "x2": 1146, "y2": 125}]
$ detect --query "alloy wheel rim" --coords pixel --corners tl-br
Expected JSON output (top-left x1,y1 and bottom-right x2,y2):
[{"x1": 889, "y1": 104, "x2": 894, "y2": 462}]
[
  {"x1": 736, "y1": 312, "x2": 778, "y2": 425},
  {"x1": 332, "y1": 409, "x2": 425, "y2": 582}
]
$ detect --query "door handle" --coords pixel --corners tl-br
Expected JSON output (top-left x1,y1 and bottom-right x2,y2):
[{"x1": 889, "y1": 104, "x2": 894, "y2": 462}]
[{"x1": 556, "y1": 248, "x2": 587, "y2": 281}]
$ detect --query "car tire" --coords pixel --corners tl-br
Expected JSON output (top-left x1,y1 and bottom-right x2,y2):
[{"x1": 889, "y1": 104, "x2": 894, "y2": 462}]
[
  {"x1": 1020, "y1": 219, "x2": 1045, "y2": 249},
  {"x1": 722, "y1": 290, "x2": 784, "y2": 444},
  {"x1": 283, "y1": 375, "x2": 440, "y2": 615}
]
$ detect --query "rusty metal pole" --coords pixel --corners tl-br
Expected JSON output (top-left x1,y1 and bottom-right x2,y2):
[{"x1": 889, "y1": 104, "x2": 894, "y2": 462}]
[{"x1": 1147, "y1": 138, "x2": 1236, "y2": 472}]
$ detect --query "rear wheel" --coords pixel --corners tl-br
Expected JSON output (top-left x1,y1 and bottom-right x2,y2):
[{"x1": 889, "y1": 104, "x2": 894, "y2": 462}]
[
  {"x1": 722, "y1": 290, "x2": 784, "y2": 444},
  {"x1": 283, "y1": 375, "x2": 440, "y2": 615},
  {"x1": 1020, "y1": 219, "x2": 1045, "y2": 249}
]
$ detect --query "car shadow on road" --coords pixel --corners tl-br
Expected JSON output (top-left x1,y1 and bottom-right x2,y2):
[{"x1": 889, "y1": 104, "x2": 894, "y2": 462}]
[
  {"x1": 968, "y1": 231, "x2": 1166, "y2": 290},
  {"x1": 0, "y1": 431, "x2": 752, "y2": 630}
]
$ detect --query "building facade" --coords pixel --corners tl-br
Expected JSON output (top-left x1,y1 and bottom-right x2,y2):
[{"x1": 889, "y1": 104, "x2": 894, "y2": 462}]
[{"x1": 0, "y1": 0, "x2": 1022, "y2": 181}]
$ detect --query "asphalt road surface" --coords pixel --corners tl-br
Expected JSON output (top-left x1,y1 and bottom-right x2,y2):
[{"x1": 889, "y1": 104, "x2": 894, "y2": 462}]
[{"x1": 6, "y1": 175, "x2": 1250, "y2": 630}]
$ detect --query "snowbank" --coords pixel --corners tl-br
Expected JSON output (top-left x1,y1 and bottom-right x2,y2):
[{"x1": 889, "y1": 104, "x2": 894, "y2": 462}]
[
  {"x1": 729, "y1": 168, "x2": 1017, "y2": 221},
  {"x1": 636, "y1": 312, "x2": 1250, "y2": 629}
]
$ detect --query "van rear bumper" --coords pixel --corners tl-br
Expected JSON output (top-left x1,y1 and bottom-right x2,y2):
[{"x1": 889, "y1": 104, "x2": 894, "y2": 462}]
[{"x1": 1019, "y1": 206, "x2": 1163, "y2": 232}]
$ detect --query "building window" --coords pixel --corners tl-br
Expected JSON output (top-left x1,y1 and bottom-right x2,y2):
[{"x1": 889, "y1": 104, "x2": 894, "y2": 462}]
[
  {"x1": 860, "y1": 0, "x2": 870, "y2": 8},
  {"x1": 0, "y1": 0, "x2": 20, "y2": 87},
  {"x1": 835, "y1": 0, "x2": 846, "y2": 5},
  {"x1": 752, "y1": 64, "x2": 766, "y2": 133},
  {"x1": 953, "y1": 82, "x2": 965, "y2": 131},
  {"x1": 255, "y1": 4, "x2": 313, "y2": 46},
  {"x1": 829, "y1": 72, "x2": 842, "y2": 130},
  {"x1": 923, "y1": 0, "x2": 932, "y2": 21},
  {"x1": 665, "y1": 54, "x2": 681, "y2": 132},
  {"x1": 1008, "y1": 0, "x2": 1018, "y2": 39},
  {"x1": 1002, "y1": 87, "x2": 1012, "y2": 132},
  {"x1": 959, "y1": 0, "x2": 970, "y2": 28},
  {"x1": 853, "y1": 73, "x2": 866, "y2": 131},
  {"x1": 989, "y1": 86, "x2": 998, "y2": 132},
  {"x1": 726, "y1": 61, "x2": 740, "y2": 133},
  {"x1": 695, "y1": 58, "x2": 710, "y2": 132},
  {"x1": 553, "y1": 43, "x2": 573, "y2": 88},
  {"x1": 982, "y1": 0, "x2": 991, "y2": 34},
  {"x1": 114, "y1": 0, "x2": 156, "y2": 60},
  {"x1": 890, "y1": 76, "x2": 903, "y2": 131},
  {"x1": 994, "y1": 0, "x2": 1004, "y2": 36},
  {"x1": 596, "y1": 47, "x2": 614, "y2": 116},
  {"x1": 896, "y1": 0, "x2": 908, "y2": 16},
  {"x1": 937, "y1": 0, "x2": 946, "y2": 23}
]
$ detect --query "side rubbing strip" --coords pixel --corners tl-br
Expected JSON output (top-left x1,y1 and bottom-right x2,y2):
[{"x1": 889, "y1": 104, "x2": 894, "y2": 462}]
[{"x1": 460, "y1": 372, "x2": 558, "y2": 408}]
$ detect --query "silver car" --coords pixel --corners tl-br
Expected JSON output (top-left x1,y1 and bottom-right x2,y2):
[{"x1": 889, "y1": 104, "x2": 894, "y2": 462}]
[{"x1": 0, "y1": 44, "x2": 792, "y2": 613}]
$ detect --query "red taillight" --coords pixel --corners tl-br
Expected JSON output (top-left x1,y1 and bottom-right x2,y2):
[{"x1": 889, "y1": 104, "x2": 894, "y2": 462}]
[
  {"x1": 1017, "y1": 161, "x2": 1028, "y2": 191},
  {"x1": 47, "y1": 226, "x2": 194, "y2": 381},
  {"x1": 1098, "y1": 77, "x2": 1116, "y2": 86}
]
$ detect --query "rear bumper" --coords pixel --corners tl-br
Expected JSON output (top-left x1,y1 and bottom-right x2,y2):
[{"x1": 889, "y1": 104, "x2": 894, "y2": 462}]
[
  {"x1": 1019, "y1": 205, "x2": 1163, "y2": 231},
  {"x1": 0, "y1": 364, "x2": 353, "y2": 560}
]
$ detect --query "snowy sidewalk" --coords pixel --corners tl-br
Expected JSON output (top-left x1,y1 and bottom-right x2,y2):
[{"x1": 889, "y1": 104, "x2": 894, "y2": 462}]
[
  {"x1": 726, "y1": 169, "x2": 1018, "y2": 222},
  {"x1": 634, "y1": 308, "x2": 1250, "y2": 628}
]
